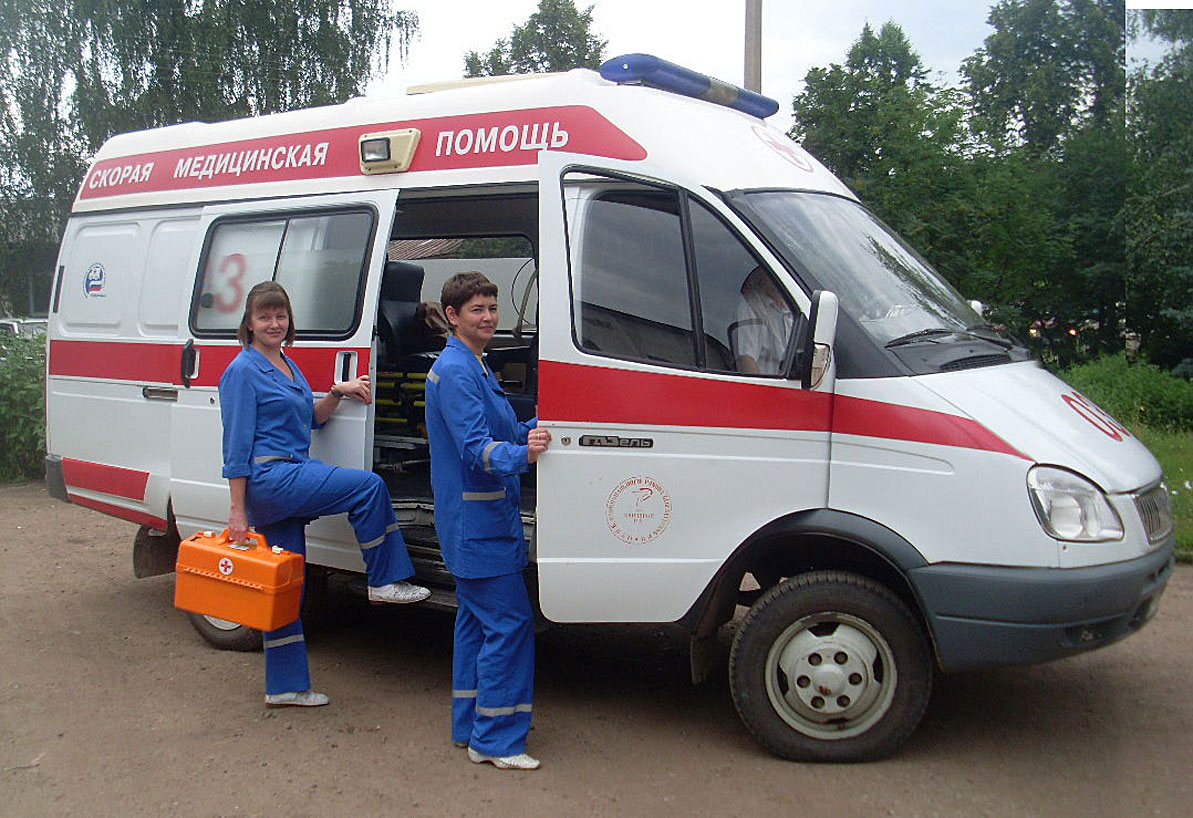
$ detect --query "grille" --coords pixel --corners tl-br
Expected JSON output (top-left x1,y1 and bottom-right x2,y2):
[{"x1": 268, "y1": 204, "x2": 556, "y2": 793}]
[{"x1": 1134, "y1": 484, "x2": 1174, "y2": 544}]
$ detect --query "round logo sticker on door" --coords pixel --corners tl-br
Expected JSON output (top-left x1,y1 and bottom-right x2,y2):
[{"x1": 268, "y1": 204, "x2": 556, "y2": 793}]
[{"x1": 606, "y1": 476, "x2": 672, "y2": 545}]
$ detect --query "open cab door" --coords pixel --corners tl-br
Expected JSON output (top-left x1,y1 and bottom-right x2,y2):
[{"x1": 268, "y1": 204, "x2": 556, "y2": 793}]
[{"x1": 534, "y1": 151, "x2": 837, "y2": 624}]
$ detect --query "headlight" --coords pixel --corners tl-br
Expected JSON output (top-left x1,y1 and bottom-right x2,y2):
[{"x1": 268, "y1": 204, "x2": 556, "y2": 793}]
[{"x1": 1027, "y1": 466, "x2": 1123, "y2": 542}]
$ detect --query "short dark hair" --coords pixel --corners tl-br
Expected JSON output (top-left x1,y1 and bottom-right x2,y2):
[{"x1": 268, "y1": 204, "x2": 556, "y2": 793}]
[
  {"x1": 237, "y1": 281, "x2": 296, "y2": 347},
  {"x1": 440, "y1": 271, "x2": 498, "y2": 315}
]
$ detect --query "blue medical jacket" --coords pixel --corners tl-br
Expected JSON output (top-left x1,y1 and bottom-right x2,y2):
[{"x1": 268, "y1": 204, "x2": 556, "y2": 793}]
[
  {"x1": 425, "y1": 336, "x2": 536, "y2": 579},
  {"x1": 219, "y1": 345, "x2": 323, "y2": 478}
]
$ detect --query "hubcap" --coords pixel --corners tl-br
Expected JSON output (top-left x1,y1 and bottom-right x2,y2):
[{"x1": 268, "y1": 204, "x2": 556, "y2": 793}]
[
  {"x1": 764, "y1": 613, "x2": 897, "y2": 740},
  {"x1": 203, "y1": 615, "x2": 243, "y2": 632}
]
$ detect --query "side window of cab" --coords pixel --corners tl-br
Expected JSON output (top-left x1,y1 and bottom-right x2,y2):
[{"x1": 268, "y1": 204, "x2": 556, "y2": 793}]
[{"x1": 566, "y1": 175, "x2": 803, "y2": 377}]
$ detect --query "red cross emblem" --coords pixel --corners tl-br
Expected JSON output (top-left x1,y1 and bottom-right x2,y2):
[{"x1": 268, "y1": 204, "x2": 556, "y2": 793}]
[
  {"x1": 218, "y1": 557, "x2": 234, "y2": 575},
  {"x1": 753, "y1": 125, "x2": 814, "y2": 172}
]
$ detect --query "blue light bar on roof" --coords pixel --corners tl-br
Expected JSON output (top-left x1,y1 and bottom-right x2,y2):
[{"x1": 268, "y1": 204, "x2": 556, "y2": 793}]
[{"x1": 599, "y1": 53, "x2": 780, "y2": 119}]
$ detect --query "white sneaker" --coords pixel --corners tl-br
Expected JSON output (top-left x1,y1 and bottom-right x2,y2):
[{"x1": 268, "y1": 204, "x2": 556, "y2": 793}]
[
  {"x1": 368, "y1": 581, "x2": 431, "y2": 604},
  {"x1": 468, "y1": 747, "x2": 541, "y2": 770},
  {"x1": 265, "y1": 690, "x2": 330, "y2": 707}
]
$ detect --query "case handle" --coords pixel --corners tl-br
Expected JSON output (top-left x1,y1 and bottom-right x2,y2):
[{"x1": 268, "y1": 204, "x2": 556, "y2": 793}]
[{"x1": 211, "y1": 528, "x2": 269, "y2": 551}]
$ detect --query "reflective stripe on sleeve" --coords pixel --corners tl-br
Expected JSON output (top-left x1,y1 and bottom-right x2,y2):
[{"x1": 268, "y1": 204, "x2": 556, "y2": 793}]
[
  {"x1": 452, "y1": 689, "x2": 478, "y2": 699},
  {"x1": 462, "y1": 489, "x2": 506, "y2": 501},
  {"x1": 426, "y1": 370, "x2": 440, "y2": 384},
  {"x1": 482, "y1": 441, "x2": 499, "y2": 473}
]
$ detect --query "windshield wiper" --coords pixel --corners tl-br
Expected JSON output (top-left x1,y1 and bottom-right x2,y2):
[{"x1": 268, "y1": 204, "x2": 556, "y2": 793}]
[
  {"x1": 964, "y1": 323, "x2": 1015, "y2": 349},
  {"x1": 884, "y1": 328, "x2": 955, "y2": 348},
  {"x1": 886, "y1": 326, "x2": 1014, "y2": 349}
]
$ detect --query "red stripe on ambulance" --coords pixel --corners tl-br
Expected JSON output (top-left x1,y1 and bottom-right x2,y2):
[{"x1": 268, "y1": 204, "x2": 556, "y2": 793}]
[
  {"x1": 79, "y1": 106, "x2": 646, "y2": 200},
  {"x1": 48, "y1": 340, "x2": 370, "y2": 391},
  {"x1": 62, "y1": 458, "x2": 149, "y2": 500},
  {"x1": 538, "y1": 360, "x2": 1027, "y2": 459},
  {"x1": 67, "y1": 494, "x2": 166, "y2": 530},
  {"x1": 539, "y1": 359, "x2": 833, "y2": 431}
]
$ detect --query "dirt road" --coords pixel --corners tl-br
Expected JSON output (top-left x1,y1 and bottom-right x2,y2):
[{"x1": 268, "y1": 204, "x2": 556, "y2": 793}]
[{"x1": 2, "y1": 481, "x2": 1190, "y2": 817}]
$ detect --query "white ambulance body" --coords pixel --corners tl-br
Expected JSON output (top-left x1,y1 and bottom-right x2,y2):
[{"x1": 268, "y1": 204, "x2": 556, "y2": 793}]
[{"x1": 45, "y1": 56, "x2": 1174, "y2": 761}]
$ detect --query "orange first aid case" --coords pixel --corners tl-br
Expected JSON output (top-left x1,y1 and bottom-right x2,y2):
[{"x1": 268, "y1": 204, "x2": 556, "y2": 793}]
[{"x1": 174, "y1": 529, "x2": 304, "y2": 632}]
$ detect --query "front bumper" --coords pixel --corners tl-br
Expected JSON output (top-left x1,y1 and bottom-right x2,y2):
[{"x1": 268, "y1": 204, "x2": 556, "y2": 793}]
[{"x1": 910, "y1": 539, "x2": 1175, "y2": 672}]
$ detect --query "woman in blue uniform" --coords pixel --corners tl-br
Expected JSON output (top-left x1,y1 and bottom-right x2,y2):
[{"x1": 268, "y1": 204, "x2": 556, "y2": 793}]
[
  {"x1": 425, "y1": 272, "x2": 551, "y2": 770},
  {"x1": 220, "y1": 281, "x2": 430, "y2": 708}
]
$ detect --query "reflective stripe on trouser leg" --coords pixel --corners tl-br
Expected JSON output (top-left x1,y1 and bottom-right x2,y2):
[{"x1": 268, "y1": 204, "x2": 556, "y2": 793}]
[
  {"x1": 451, "y1": 602, "x2": 482, "y2": 745},
  {"x1": 266, "y1": 463, "x2": 415, "y2": 587},
  {"x1": 258, "y1": 518, "x2": 311, "y2": 695},
  {"x1": 453, "y1": 573, "x2": 535, "y2": 757}
]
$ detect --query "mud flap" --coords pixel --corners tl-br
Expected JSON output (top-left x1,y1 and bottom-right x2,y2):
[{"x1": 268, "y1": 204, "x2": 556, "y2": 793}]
[{"x1": 133, "y1": 524, "x2": 181, "y2": 578}]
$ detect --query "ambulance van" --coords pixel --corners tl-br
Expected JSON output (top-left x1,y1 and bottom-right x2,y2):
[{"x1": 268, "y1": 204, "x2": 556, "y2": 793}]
[{"x1": 44, "y1": 55, "x2": 1174, "y2": 762}]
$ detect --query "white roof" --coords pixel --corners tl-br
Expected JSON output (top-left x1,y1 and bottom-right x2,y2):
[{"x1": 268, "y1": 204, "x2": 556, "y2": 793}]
[{"x1": 76, "y1": 68, "x2": 852, "y2": 213}]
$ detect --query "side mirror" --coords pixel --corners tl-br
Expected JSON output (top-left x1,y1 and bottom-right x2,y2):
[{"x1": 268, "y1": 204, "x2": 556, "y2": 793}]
[
  {"x1": 798, "y1": 290, "x2": 838, "y2": 390},
  {"x1": 968, "y1": 299, "x2": 985, "y2": 317}
]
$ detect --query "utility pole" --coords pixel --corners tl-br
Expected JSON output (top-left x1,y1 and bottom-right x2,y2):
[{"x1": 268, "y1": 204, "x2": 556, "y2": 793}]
[{"x1": 744, "y1": 0, "x2": 762, "y2": 92}]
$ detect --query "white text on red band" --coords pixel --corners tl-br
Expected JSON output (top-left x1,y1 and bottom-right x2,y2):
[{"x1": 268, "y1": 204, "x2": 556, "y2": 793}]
[
  {"x1": 87, "y1": 162, "x2": 156, "y2": 189},
  {"x1": 172, "y1": 142, "x2": 331, "y2": 181},
  {"x1": 435, "y1": 122, "x2": 569, "y2": 156}
]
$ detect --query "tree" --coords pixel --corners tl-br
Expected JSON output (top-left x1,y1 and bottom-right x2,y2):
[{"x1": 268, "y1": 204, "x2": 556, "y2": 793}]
[
  {"x1": 790, "y1": 12, "x2": 1127, "y2": 366},
  {"x1": 464, "y1": 0, "x2": 606, "y2": 78},
  {"x1": 0, "y1": 1, "x2": 419, "y2": 314},
  {"x1": 1126, "y1": 9, "x2": 1193, "y2": 367},
  {"x1": 962, "y1": 0, "x2": 1124, "y2": 155},
  {"x1": 791, "y1": 24, "x2": 981, "y2": 299},
  {"x1": 957, "y1": 1, "x2": 1127, "y2": 364}
]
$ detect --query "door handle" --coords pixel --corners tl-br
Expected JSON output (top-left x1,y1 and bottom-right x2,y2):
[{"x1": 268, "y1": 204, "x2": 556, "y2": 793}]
[
  {"x1": 335, "y1": 350, "x2": 357, "y2": 384},
  {"x1": 180, "y1": 339, "x2": 197, "y2": 387},
  {"x1": 142, "y1": 386, "x2": 179, "y2": 402}
]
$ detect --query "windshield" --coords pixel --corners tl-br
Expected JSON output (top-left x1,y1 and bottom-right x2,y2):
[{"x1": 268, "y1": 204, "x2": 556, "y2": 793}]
[{"x1": 741, "y1": 191, "x2": 984, "y2": 346}]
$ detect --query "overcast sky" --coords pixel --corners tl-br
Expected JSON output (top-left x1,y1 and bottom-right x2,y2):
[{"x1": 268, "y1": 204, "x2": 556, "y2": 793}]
[{"x1": 366, "y1": 1, "x2": 1190, "y2": 131}]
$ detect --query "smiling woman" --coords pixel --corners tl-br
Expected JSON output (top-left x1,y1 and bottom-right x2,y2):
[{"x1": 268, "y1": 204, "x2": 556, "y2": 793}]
[{"x1": 217, "y1": 281, "x2": 431, "y2": 706}]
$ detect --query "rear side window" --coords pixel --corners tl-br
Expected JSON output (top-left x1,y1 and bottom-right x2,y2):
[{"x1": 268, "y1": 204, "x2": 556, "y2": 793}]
[{"x1": 192, "y1": 209, "x2": 374, "y2": 337}]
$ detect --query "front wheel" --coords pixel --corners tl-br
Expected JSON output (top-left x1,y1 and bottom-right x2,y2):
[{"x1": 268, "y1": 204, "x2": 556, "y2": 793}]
[{"x1": 729, "y1": 570, "x2": 932, "y2": 762}]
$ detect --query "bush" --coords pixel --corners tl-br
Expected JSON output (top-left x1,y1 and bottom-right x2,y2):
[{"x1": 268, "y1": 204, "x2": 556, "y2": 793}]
[
  {"x1": 1059, "y1": 353, "x2": 1193, "y2": 433},
  {"x1": 0, "y1": 333, "x2": 47, "y2": 480}
]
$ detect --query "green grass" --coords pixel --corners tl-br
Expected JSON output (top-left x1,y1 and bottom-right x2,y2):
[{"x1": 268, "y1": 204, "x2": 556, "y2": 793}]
[{"x1": 1134, "y1": 426, "x2": 1193, "y2": 563}]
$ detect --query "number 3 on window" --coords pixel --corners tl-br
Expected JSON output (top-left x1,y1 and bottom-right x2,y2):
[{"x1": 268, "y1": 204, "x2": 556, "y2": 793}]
[{"x1": 212, "y1": 253, "x2": 247, "y2": 314}]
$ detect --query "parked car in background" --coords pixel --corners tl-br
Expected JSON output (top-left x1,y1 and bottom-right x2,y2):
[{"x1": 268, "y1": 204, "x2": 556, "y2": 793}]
[{"x1": 0, "y1": 317, "x2": 48, "y2": 337}]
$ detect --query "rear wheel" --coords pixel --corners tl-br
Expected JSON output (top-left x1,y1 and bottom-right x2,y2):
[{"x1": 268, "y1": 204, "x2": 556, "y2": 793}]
[
  {"x1": 184, "y1": 564, "x2": 328, "y2": 652},
  {"x1": 186, "y1": 612, "x2": 262, "y2": 651},
  {"x1": 729, "y1": 570, "x2": 932, "y2": 762}
]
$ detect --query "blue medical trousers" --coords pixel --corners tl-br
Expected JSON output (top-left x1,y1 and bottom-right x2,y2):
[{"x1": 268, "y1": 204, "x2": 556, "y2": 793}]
[
  {"x1": 452, "y1": 572, "x2": 535, "y2": 756},
  {"x1": 254, "y1": 461, "x2": 415, "y2": 695}
]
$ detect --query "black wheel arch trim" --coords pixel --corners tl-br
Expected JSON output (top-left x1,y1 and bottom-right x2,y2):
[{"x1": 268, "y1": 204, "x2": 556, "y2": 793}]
[{"x1": 678, "y1": 508, "x2": 930, "y2": 635}]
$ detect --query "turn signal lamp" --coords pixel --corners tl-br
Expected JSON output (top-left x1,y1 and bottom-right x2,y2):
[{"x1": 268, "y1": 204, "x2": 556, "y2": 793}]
[
  {"x1": 359, "y1": 128, "x2": 421, "y2": 174},
  {"x1": 599, "y1": 53, "x2": 780, "y2": 119}
]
